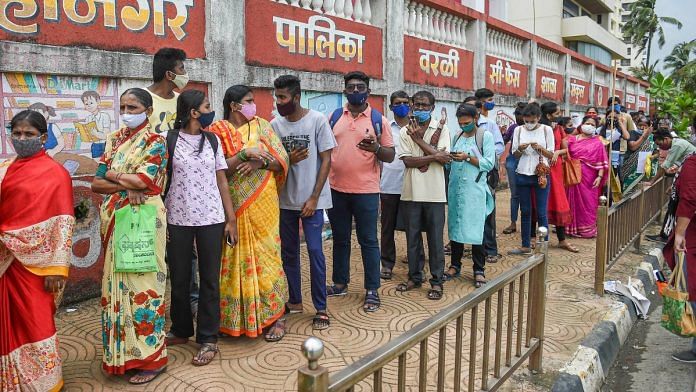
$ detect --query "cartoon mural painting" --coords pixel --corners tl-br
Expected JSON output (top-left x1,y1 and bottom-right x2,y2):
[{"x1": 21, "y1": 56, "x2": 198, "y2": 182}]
[{"x1": 80, "y1": 90, "x2": 112, "y2": 158}]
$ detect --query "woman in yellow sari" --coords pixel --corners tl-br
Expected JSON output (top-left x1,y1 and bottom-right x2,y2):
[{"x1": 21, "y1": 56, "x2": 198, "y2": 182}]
[
  {"x1": 91, "y1": 88, "x2": 168, "y2": 384},
  {"x1": 209, "y1": 85, "x2": 290, "y2": 342}
]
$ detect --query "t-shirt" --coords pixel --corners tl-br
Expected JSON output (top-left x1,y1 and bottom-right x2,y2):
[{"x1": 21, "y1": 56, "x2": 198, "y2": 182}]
[
  {"x1": 398, "y1": 121, "x2": 451, "y2": 202},
  {"x1": 164, "y1": 131, "x2": 228, "y2": 226},
  {"x1": 146, "y1": 88, "x2": 178, "y2": 134},
  {"x1": 662, "y1": 138, "x2": 696, "y2": 169},
  {"x1": 380, "y1": 120, "x2": 407, "y2": 195},
  {"x1": 478, "y1": 113, "x2": 505, "y2": 157},
  {"x1": 329, "y1": 105, "x2": 394, "y2": 194},
  {"x1": 271, "y1": 109, "x2": 337, "y2": 210},
  {"x1": 511, "y1": 124, "x2": 555, "y2": 176}
]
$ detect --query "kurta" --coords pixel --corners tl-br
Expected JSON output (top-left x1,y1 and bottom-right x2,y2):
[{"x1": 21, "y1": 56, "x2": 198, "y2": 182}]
[{"x1": 447, "y1": 130, "x2": 495, "y2": 244}]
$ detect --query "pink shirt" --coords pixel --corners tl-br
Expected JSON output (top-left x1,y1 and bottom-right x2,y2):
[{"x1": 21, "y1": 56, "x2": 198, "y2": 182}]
[{"x1": 329, "y1": 105, "x2": 394, "y2": 194}]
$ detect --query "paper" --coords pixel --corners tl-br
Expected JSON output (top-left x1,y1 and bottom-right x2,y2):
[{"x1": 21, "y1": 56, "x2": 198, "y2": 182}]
[
  {"x1": 636, "y1": 151, "x2": 650, "y2": 174},
  {"x1": 603, "y1": 279, "x2": 651, "y2": 318}
]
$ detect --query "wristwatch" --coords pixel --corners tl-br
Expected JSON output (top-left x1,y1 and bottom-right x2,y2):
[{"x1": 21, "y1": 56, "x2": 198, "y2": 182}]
[{"x1": 466, "y1": 155, "x2": 472, "y2": 162}]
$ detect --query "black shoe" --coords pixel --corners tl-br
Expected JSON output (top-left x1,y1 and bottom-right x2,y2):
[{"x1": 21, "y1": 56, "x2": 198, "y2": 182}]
[
  {"x1": 646, "y1": 234, "x2": 667, "y2": 243},
  {"x1": 671, "y1": 350, "x2": 696, "y2": 363}
]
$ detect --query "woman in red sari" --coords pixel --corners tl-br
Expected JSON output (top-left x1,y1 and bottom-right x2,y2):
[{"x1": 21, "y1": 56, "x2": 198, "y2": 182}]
[{"x1": 0, "y1": 110, "x2": 75, "y2": 391}]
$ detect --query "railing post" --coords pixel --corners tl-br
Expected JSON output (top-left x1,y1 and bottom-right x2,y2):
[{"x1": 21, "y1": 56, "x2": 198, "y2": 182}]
[
  {"x1": 298, "y1": 337, "x2": 329, "y2": 392},
  {"x1": 658, "y1": 177, "x2": 666, "y2": 222},
  {"x1": 529, "y1": 227, "x2": 549, "y2": 371},
  {"x1": 635, "y1": 183, "x2": 646, "y2": 250},
  {"x1": 595, "y1": 196, "x2": 609, "y2": 296}
]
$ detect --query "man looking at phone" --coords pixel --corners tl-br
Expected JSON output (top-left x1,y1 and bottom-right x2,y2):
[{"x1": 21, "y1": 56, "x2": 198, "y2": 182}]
[
  {"x1": 271, "y1": 75, "x2": 336, "y2": 330},
  {"x1": 326, "y1": 71, "x2": 395, "y2": 313},
  {"x1": 396, "y1": 91, "x2": 450, "y2": 301}
]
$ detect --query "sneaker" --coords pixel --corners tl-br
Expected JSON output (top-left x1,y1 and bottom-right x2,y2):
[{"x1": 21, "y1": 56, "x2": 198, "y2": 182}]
[{"x1": 671, "y1": 350, "x2": 696, "y2": 363}]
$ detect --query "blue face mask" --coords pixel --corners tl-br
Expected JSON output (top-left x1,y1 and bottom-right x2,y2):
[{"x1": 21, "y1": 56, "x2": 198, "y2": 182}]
[
  {"x1": 198, "y1": 110, "x2": 216, "y2": 128},
  {"x1": 391, "y1": 103, "x2": 410, "y2": 118},
  {"x1": 413, "y1": 110, "x2": 431, "y2": 123},
  {"x1": 346, "y1": 91, "x2": 368, "y2": 106},
  {"x1": 484, "y1": 101, "x2": 495, "y2": 111},
  {"x1": 460, "y1": 123, "x2": 475, "y2": 133},
  {"x1": 614, "y1": 104, "x2": 621, "y2": 112}
]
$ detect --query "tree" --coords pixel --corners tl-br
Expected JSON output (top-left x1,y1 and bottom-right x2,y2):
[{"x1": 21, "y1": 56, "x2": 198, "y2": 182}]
[
  {"x1": 629, "y1": 60, "x2": 659, "y2": 81},
  {"x1": 664, "y1": 40, "x2": 695, "y2": 82},
  {"x1": 623, "y1": 0, "x2": 682, "y2": 67}
]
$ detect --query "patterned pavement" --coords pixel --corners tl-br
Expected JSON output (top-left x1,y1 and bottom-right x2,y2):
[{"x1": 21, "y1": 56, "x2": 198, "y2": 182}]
[{"x1": 56, "y1": 189, "x2": 646, "y2": 391}]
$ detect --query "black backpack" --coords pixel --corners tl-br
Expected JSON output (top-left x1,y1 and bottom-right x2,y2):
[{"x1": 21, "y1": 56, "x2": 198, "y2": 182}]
[{"x1": 162, "y1": 130, "x2": 219, "y2": 200}]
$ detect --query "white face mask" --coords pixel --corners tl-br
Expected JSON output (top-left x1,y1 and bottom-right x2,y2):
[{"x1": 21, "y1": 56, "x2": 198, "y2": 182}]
[
  {"x1": 524, "y1": 122, "x2": 538, "y2": 130},
  {"x1": 171, "y1": 72, "x2": 189, "y2": 90},
  {"x1": 580, "y1": 124, "x2": 596, "y2": 135},
  {"x1": 121, "y1": 112, "x2": 148, "y2": 129}
]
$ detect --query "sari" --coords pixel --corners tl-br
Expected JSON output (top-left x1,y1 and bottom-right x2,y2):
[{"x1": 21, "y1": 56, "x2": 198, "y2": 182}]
[
  {"x1": 97, "y1": 122, "x2": 169, "y2": 374},
  {"x1": 0, "y1": 150, "x2": 75, "y2": 392},
  {"x1": 566, "y1": 135, "x2": 609, "y2": 238},
  {"x1": 209, "y1": 118, "x2": 289, "y2": 337},
  {"x1": 546, "y1": 125, "x2": 573, "y2": 226},
  {"x1": 621, "y1": 132, "x2": 656, "y2": 194}
]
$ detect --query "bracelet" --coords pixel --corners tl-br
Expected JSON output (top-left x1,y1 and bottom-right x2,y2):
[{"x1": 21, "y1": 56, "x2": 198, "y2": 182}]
[
  {"x1": 374, "y1": 145, "x2": 382, "y2": 155},
  {"x1": 238, "y1": 150, "x2": 249, "y2": 162},
  {"x1": 115, "y1": 172, "x2": 123, "y2": 182},
  {"x1": 262, "y1": 159, "x2": 269, "y2": 169}
]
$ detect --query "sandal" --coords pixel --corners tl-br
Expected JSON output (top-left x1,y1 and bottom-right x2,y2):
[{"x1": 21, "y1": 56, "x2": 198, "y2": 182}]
[
  {"x1": 326, "y1": 284, "x2": 348, "y2": 297},
  {"x1": 165, "y1": 332, "x2": 188, "y2": 346},
  {"x1": 427, "y1": 285, "x2": 443, "y2": 300},
  {"x1": 443, "y1": 267, "x2": 460, "y2": 282},
  {"x1": 363, "y1": 290, "x2": 381, "y2": 312},
  {"x1": 396, "y1": 280, "x2": 422, "y2": 292},
  {"x1": 475, "y1": 275, "x2": 487, "y2": 288},
  {"x1": 558, "y1": 242, "x2": 580, "y2": 253},
  {"x1": 486, "y1": 255, "x2": 502, "y2": 264},
  {"x1": 286, "y1": 302, "x2": 303, "y2": 314},
  {"x1": 444, "y1": 243, "x2": 452, "y2": 255},
  {"x1": 503, "y1": 225, "x2": 517, "y2": 234},
  {"x1": 264, "y1": 317, "x2": 287, "y2": 342},
  {"x1": 192, "y1": 343, "x2": 218, "y2": 366},
  {"x1": 312, "y1": 311, "x2": 330, "y2": 330},
  {"x1": 380, "y1": 267, "x2": 393, "y2": 280},
  {"x1": 128, "y1": 367, "x2": 167, "y2": 385}
]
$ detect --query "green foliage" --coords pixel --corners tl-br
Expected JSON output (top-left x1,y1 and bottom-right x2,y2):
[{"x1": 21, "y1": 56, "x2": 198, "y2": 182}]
[{"x1": 649, "y1": 73, "x2": 696, "y2": 139}]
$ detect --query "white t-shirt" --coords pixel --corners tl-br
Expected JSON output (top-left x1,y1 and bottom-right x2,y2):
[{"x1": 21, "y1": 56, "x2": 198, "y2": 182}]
[
  {"x1": 511, "y1": 124, "x2": 555, "y2": 176},
  {"x1": 380, "y1": 120, "x2": 406, "y2": 194}
]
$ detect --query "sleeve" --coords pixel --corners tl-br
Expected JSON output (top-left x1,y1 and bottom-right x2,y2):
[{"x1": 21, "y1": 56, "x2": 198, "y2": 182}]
[
  {"x1": 511, "y1": 127, "x2": 520, "y2": 152},
  {"x1": 490, "y1": 122, "x2": 505, "y2": 156},
  {"x1": 316, "y1": 115, "x2": 338, "y2": 153},
  {"x1": 214, "y1": 136, "x2": 228, "y2": 171},
  {"x1": 398, "y1": 127, "x2": 414, "y2": 158},
  {"x1": 545, "y1": 126, "x2": 556, "y2": 153},
  {"x1": 437, "y1": 125, "x2": 451, "y2": 153},
  {"x1": 135, "y1": 137, "x2": 167, "y2": 193},
  {"x1": 478, "y1": 132, "x2": 496, "y2": 172},
  {"x1": 378, "y1": 117, "x2": 395, "y2": 148},
  {"x1": 626, "y1": 115, "x2": 636, "y2": 131}
]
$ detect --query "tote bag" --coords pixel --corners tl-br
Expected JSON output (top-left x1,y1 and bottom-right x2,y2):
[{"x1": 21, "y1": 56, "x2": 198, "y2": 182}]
[
  {"x1": 661, "y1": 252, "x2": 696, "y2": 337},
  {"x1": 113, "y1": 205, "x2": 159, "y2": 273}
]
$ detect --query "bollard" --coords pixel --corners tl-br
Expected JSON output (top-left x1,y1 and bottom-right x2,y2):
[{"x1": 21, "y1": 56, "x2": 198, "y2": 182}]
[
  {"x1": 298, "y1": 337, "x2": 329, "y2": 392},
  {"x1": 595, "y1": 196, "x2": 609, "y2": 296}
]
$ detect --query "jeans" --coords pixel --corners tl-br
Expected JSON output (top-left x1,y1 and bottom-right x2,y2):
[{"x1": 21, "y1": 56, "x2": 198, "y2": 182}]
[
  {"x1": 328, "y1": 190, "x2": 381, "y2": 290},
  {"x1": 401, "y1": 201, "x2": 445, "y2": 287},
  {"x1": 167, "y1": 223, "x2": 224, "y2": 344},
  {"x1": 280, "y1": 209, "x2": 327, "y2": 312},
  {"x1": 506, "y1": 155, "x2": 520, "y2": 223},
  {"x1": 380, "y1": 193, "x2": 424, "y2": 271},
  {"x1": 518, "y1": 174, "x2": 550, "y2": 248},
  {"x1": 450, "y1": 241, "x2": 485, "y2": 276}
]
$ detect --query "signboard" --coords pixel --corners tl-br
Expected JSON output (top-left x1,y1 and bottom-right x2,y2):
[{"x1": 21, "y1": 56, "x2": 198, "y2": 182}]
[
  {"x1": 594, "y1": 84, "x2": 609, "y2": 109},
  {"x1": 485, "y1": 55, "x2": 527, "y2": 97},
  {"x1": 637, "y1": 95, "x2": 648, "y2": 111},
  {"x1": 625, "y1": 94, "x2": 636, "y2": 110},
  {"x1": 535, "y1": 69, "x2": 563, "y2": 101},
  {"x1": 569, "y1": 77, "x2": 590, "y2": 106},
  {"x1": 0, "y1": 0, "x2": 206, "y2": 58},
  {"x1": 403, "y1": 35, "x2": 473, "y2": 90},
  {"x1": 245, "y1": 0, "x2": 383, "y2": 78}
]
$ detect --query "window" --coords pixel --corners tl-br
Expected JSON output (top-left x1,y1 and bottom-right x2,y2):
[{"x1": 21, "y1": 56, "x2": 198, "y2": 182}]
[
  {"x1": 622, "y1": 3, "x2": 632, "y2": 11},
  {"x1": 627, "y1": 47, "x2": 631, "y2": 55},
  {"x1": 621, "y1": 14, "x2": 630, "y2": 22},
  {"x1": 624, "y1": 38, "x2": 632, "y2": 44},
  {"x1": 563, "y1": 0, "x2": 579, "y2": 18},
  {"x1": 621, "y1": 59, "x2": 631, "y2": 66},
  {"x1": 597, "y1": 14, "x2": 602, "y2": 24}
]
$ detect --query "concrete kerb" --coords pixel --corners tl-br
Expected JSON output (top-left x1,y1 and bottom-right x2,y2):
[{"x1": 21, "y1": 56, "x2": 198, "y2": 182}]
[{"x1": 551, "y1": 247, "x2": 663, "y2": 392}]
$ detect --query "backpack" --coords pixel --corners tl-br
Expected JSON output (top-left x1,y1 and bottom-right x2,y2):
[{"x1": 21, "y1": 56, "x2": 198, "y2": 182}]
[
  {"x1": 163, "y1": 129, "x2": 219, "y2": 200},
  {"x1": 328, "y1": 107, "x2": 383, "y2": 140}
]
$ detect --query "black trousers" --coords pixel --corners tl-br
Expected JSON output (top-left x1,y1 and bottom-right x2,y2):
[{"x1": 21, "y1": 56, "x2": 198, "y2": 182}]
[
  {"x1": 483, "y1": 169, "x2": 498, "y2": 256},
  {"x1": 167, "y1": 223, "x2": 224, "y2": 344},
  {"x1": 380, "y1": 194, "x2": 424, "y2": 271},
  {"x1": 402, "y1": 201, "x2": 445, "y2": 287},
  {"x1": 450, "y1": 241, "x2": 485, "y2": 276}
]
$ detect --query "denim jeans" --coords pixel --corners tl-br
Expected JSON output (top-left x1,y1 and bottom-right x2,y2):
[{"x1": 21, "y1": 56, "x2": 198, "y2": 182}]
[
  {"x1": 517, "y1": 174, "x2": 550, "y2": 248},
  {"x1": 327, "y1": 190, "x2": 381, "y2": 290},
  {"x1": 506, "y1": 155, "x2": 520, "y2": 223}
]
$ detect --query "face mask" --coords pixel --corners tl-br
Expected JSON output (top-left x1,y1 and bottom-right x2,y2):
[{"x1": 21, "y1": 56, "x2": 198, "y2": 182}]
[
  {"x1": 346, "y1": 91, "x2": 368, "y2": 106},
  {"x1": 565, "y1": 127, "x2": 575, "y2": 134},
  {"x1": 460, "y1": 123, "x2": 475, "y2": 133},
  {"x1": 121, "y1": 112, "x2": 148, "y2": 129},
  {"x1": 413, "y1": 110, "x2": 431, "y2": 123},
  {"x1": 636, "y1": 127, "x2": 646, "y2": 135},
  {"x1": 484, "y1": 101, "x2": 495, "y2": 111},
  {"x1": 614, "y1": 104, "x2": 621, "y2": 112},
  {"x1": 240, "y1": 103, "x2": 257, "y2": 120},
  {"x1": 276, "y1": 99, "x2": 297, "y2": 117},
  {"x1": 11, "y1": 137, "x2": 44, "y2": 158},
  {"x1": 171, "y1": 72, "x2": 189, "y2": 90},
  {"x1": 524, "y1": 122, "x2": 538, "y2": 130},
  {"x1": 198, "y1": 111, "x2": 216, "y2": 128},
  {"x1": 391, "y1": 103, "x2": 409, "y2": 118},
  {"x1": 580, "y1": 124, "x2": 596, "y2": 135}
]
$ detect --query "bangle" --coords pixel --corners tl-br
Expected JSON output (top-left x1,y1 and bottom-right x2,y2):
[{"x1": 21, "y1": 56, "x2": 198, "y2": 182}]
[
  {"x1": 262, "y1": 159, "x2": 269, "y2": 169},
  {"x1": 115, "y1": 172, "x2": 123, "y2": 182},
  {"x1": 238, "y1": 150, "x2": 248, "y2": 162},
  {"x1": 374, "y1": 145, "x2": 382, "y2": 155}
]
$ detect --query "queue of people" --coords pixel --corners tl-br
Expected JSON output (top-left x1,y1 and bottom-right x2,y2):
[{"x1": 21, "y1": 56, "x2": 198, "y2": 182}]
[{"x1": 3, "y1": 45, "x2": 696, "y2": 391}]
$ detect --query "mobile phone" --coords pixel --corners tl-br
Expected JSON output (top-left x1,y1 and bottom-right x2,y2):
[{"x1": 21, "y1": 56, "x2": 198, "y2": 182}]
[
  {"x1": 294, "y1": 139, "x2": 310, "y2": 150},
  {"x1": 226, "y1": 233, "x2": 235, "y2": 247}
]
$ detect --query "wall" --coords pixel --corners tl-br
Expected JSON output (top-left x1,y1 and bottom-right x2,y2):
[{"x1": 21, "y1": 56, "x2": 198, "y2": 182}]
[{"x1": 0, "y1": 0, "x2": 647, "y2": 303}]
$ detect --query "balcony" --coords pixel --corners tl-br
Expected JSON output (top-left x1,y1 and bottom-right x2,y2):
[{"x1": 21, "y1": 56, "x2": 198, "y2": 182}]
[
  {"x1": 575, "y1": 0, "x2": 615, "y2": 13},
  {"x1": 562, "y1": 15, "x2": 626, "y2": 58}
]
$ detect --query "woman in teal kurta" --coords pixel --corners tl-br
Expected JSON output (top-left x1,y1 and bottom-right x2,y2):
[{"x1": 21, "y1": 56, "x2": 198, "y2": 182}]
[{"x1": 444, "y1": 104, "x2": 496, "y2": 288}]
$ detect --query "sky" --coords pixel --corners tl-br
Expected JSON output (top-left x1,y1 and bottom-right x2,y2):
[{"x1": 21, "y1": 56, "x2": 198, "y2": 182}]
[{"x1": 650, "y1": 0, "x2": 696, "y2": 71}]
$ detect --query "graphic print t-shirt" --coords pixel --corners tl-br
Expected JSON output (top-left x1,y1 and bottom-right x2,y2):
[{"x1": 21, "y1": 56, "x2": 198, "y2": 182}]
[
  {"x1": 146, "y1": 88, "x2": 178, "y2": 133},
  {"x1": 271, "y1": 109, "x2": 337, "y2": 210}
]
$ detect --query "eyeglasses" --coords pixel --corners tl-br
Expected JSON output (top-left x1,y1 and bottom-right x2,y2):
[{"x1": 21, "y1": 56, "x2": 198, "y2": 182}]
[{"x1": 345, "y1": 83, "x2": 368, "y2": 93}]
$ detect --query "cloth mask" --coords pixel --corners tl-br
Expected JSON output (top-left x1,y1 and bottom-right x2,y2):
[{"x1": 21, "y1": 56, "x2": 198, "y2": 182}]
[
  {"x1": 580, "y1": 124, "x2": 596, "y2": 135},
  {"x1": 11, "y1": 137, "x2": 44, "y2": 158},
  {"x1": 121, "y1": 112, "x2": 148, "y2": 129},
  {"x1": 171, "y1": 73, "x2": 189, "y2": 90},
  {"x1": 346, "y1": 91, "x2": 368, "y2": 105},
  {"x1": 391, "y1": 103, "x2": 409, "y2": 118},
  {"x1": 460, "y1": 123, "x2": 475, "y2": 133},
  {"x1": 484, "y1": 101, "x2": 495, "y2": 111},
  {"x1": 198, "y1": 111, "x2": 216, "y2": 129},
  {"x1": 276, "y1": 100, "x2": 297, "y2": 117},
  {"x1": 240, "y1": 103, "x2": 257, "y2": 120},
  {"x1": 413, "y1": 110, "x2": 431, "y2": 123},
  {"x1": 565, "y1": 127, "x2": 576, "y2": 134}
]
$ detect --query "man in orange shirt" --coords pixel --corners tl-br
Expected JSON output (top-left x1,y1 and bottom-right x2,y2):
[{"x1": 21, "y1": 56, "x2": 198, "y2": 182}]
[{"x1": 326, "y1": 71, "x2": 395, "y2": 313}]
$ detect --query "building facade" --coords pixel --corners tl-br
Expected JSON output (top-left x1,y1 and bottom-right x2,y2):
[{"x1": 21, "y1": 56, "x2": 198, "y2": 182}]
[{"x1": 618, "y1": 0, "x2": 647, "y2": 72}]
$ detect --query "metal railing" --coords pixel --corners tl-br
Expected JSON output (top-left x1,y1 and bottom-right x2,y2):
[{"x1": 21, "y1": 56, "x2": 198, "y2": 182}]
[
  {"x1": 297, "y1": 228, "x2": 550, "y2": 392},
  {"x1": 594, "y1": 177, "x2": 669, "y2": 295}
]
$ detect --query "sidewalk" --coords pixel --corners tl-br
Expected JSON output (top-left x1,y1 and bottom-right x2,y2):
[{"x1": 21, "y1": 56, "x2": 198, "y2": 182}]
[{"x1": 56, "y1": 189, "x2": 649, "y2": 391}]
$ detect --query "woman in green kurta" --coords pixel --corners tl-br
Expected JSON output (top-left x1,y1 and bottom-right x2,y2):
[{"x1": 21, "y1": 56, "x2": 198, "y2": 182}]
[{"x1": 444, "y1": 104, "x2": 496, "y2": 288}]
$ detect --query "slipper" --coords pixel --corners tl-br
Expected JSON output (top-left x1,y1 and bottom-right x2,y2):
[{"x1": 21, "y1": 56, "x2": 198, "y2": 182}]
[
  {"x1": 264, "y1": 318, "x2": 287, "y2": 342},
  {"x1": 474, "y1": 275, "x2": 487, "y2": 288},
  {"x1": 312, "y1": 311, "x2": 330, "y2": 330},
  {"x1": 128, "y1": 367, "x2": 167, "y2": 385},
  {"x1": 443, "y1": 268, "x2": 460, "y2": 282},
  {"x1": 427, "y1": 286, "x2": 443, "y2": 300},
  {"x1": 380, "y1": 267, "x2": 393, "y2": 280},
  {"x1": 286, "y1": 302, "x2": 303, "y2": 314},
  {"x1": 486, "y1": 255, "x2": 502, "y2": 264},
  {"x1": 558, "y1": 243, "x2": 580, "y2": 253},
  {"x1": 326, "y1": 284, "x2": 348, "y2": 297},
  {"x1": 192, "y1": 343, "x2": 218, "y2": 366},
  {"x1": 396, "y1": 280, "x2": 422, "y2": 292},
  {"x1": 502, "y1": 226, "x2": 517, "y2": 234},
  {"x1": 363, "y1": 290, "x2": 381, "y2": 312}
]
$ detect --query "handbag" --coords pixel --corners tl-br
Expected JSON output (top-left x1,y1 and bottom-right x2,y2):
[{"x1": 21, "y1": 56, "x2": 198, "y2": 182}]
[
  {"x1": 113, "y1": 205, "x2": 159, "y2": 273},
  {"x1": 534, "y1": 126, "x2": 551, "y2": 189},
  {"x1": 563, "y1": 157, "x2": 582, "y2": 186},
  {"x1": 661, "y1": 252, "x2": 696, "y2": 337}
]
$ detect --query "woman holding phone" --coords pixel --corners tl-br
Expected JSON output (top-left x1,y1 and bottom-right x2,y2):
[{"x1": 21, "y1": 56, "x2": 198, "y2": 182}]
[{"x1": 163, "y1": 90, "x2": 237, "y2": 366}]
